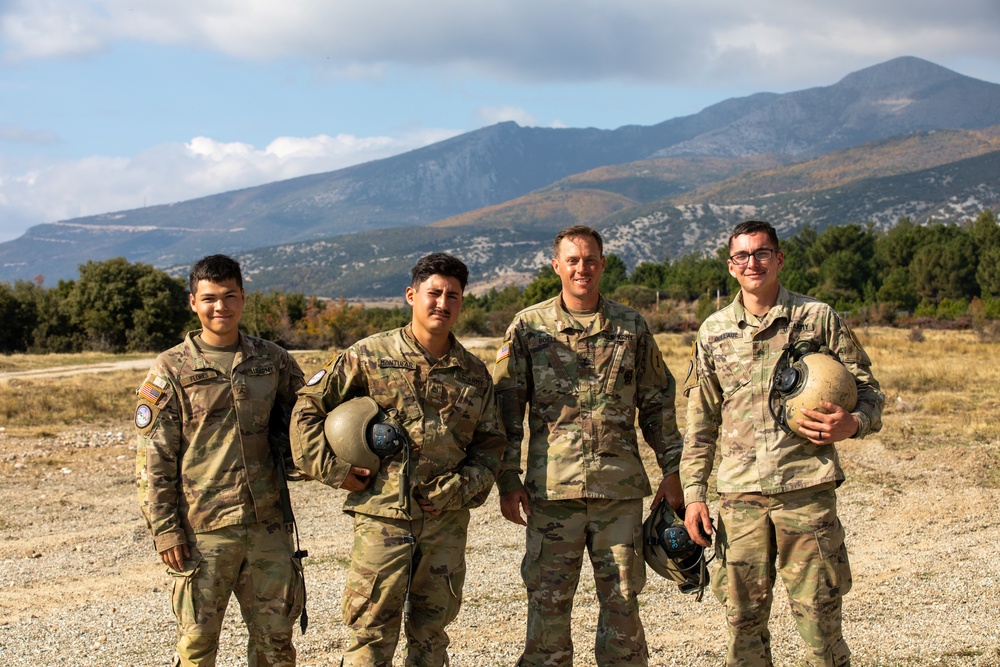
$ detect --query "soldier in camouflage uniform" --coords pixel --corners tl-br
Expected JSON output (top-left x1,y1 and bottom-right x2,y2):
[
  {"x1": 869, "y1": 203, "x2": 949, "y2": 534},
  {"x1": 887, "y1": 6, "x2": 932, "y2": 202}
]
[
  {"x1": 681, "y1": 220, "x2": 884, "y2": 667},
  {"x1": 136, "y1": 254, "x2": 306, "y2": 667},
  {"x1": 290, "y1": 253, "x2": 505, "y2": 667},
  {"x1": 493, "y1": 226, "x2": 684, "y2": 667}
]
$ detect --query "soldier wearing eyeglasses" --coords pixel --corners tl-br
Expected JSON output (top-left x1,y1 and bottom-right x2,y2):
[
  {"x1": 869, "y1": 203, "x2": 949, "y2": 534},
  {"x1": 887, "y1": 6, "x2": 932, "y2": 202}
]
[{"x1": 680, "y1": 220, "x2": 884, "y2": 667}]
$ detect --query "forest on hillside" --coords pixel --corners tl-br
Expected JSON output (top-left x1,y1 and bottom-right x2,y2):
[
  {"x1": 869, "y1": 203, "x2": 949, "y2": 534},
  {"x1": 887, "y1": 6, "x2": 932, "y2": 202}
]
[{"x1": 2, "y1": 211, "x2": 998, "y2": 354}]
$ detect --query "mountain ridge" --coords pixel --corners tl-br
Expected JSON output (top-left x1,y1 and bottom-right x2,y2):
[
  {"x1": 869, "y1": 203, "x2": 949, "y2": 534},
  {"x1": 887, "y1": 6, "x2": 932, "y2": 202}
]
[{"x1": 1, "y1": 56, "x2": 999, "y2": 286}]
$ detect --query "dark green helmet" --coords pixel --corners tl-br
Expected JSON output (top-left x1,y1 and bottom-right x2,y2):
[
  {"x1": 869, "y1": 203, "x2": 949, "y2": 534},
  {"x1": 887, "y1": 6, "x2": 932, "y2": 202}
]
[
  {"x1": 323, "y1": 396, "x2": 406, "y2": 472},
  {"x1": 642, "y1": 503, "x2": 710, "y2": 598}
]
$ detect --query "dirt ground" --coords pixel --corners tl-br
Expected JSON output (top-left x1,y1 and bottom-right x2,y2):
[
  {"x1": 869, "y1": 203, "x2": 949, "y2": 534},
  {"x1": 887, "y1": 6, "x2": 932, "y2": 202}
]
[{"x1": 0, "y1": 419, "x2": 998, "y2": 667}]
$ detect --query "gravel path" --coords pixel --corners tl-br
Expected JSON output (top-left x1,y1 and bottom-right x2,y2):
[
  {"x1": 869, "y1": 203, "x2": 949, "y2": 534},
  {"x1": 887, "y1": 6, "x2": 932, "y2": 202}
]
[{"x1": 0, "y1": 426, "x2": 997, "y2": 667}]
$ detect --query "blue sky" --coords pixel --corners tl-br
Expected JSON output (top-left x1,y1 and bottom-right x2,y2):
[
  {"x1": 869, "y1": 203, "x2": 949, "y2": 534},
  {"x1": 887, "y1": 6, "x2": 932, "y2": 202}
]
[{"x1": 0, "y1": 0, "x2": 998, "y2": 242}]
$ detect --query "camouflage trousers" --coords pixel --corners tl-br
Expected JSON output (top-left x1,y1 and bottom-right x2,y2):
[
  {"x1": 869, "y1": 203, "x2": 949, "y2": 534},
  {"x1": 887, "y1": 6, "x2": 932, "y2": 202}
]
[
  {"x1": 341, "y1": 510, "x2": 470, "y2": 667},
  {"x1": 517, "y1": 498, "x2": 647, "y2": 667},
  {"x1": 712, "y1": 483, "x2": 852, "y2": 667},
  {"x1": 168, "y1": 521, "x2": 304, "y2": 667}
]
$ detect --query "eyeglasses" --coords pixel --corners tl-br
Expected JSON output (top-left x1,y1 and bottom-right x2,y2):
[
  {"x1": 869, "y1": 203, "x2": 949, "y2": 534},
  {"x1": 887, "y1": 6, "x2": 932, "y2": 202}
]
[{"x1": 729, "y1": 248, "x2": 777, "y2": 265}]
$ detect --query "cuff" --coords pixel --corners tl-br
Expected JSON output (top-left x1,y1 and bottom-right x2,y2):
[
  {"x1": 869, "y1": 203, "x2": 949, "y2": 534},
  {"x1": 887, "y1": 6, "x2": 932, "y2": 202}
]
[
  {"x1": 683, "y1": 484, "x2": 708, "y2": 506},
  {"x1": 153, "y1": 530, "x2": 187, "y2": 553},
  {"x1": 496, "y1": 470, "x2": 525, "y2": 495}
]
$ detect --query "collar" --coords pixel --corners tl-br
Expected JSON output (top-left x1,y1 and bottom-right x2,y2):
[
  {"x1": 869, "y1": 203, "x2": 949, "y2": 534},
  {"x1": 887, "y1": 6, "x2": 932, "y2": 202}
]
[
  {"x1": 550, "y1": 294, "x2": 610, "y2": 334},
  {"x1": 730, "y1": 285, "x2": 793, "y2": 331},
  {"x1": 402, "y1": 323, "x2": 466, "y2": 370},
  {"x1": 185, "y1": 330, "x2": 255, "y2": 369}
]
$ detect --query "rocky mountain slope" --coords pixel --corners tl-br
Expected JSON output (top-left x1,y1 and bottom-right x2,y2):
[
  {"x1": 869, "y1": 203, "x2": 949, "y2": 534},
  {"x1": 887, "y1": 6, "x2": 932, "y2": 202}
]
[{"x1": 1, "y1": 56, "x2": 998, "y2": 288}]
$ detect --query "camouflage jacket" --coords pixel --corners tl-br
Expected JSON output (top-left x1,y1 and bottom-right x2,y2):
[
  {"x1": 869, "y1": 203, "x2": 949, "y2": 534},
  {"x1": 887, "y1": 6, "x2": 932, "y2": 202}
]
[
  {"x1": 681, "y1": 286, "x2": 885, "y2": 504},
  {"x1": 135, "y1": 331, "x2": 305, "y2": 553},
  {"x1": 290, "y1": 324, "x2": 505, "y2": 520},
  {"x1": 492, "y1": 295, "x2": 683, "y2": 501}
]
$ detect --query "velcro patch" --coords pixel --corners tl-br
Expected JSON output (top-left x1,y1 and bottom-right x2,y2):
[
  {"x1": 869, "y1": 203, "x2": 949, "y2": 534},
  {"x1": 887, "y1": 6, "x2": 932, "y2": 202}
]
[
  {"x1": 496, "y1": 343, "x2": 510, "y2": 363},
  {"x1": 378, "y1": 359, "x2": 417, "y2": 370},
  {"x1": 306, "y1": 369, "x2": 326, "y2": 386},
  {"x1": 245, "y1": 365, "x2": 274, "y2": 376},
  {"x1": 138, "y1": 380, "x2": 164, "y2": 404},
  {"x1": 135, "y1": 404, "x2": 153, "y2": 429}
]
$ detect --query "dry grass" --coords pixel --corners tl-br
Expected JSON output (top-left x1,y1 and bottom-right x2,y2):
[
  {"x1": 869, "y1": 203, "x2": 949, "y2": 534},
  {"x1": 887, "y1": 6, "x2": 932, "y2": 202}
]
[{"x1": 3, "y1": 329, "x2": 999, "y2": 486}]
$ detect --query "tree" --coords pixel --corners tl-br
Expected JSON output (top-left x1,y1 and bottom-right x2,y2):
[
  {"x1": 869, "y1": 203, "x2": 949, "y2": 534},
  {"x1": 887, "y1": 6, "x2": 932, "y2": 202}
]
[
  {"x1": 68, "y1": 258, "x2": 190, "y2": 352},
  {"x1": 522, "y1": 265, "x2": 562, "y2": 304},
  {"x1": 599, "y1": 253, "x2": 627, "y2": 294}
]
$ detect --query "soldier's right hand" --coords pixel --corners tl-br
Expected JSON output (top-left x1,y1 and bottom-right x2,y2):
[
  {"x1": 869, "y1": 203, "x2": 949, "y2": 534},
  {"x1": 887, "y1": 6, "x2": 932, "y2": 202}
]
[
  {"x1": 340, "y1": 466, "x2": 373, "y2": 492},
  {"x1": 160, "y1": 544, "x2": 190, "y2": 571},
  {"x1": 500, "y1": 489, "x2": 532, "y2": 526},
  {"x1": 684, "y1": 501, "x2": 713, "y2": 548}
]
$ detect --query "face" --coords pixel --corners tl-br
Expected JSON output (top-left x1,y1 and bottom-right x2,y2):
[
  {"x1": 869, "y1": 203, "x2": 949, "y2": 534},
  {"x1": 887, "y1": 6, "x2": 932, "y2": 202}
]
[
  {"x1": 406, "y1": 273, "x2": 464, "y2": 339},
  {"x1": 552, "y1": 235, "x2": 605, "y2": 308},
  {"x1": 189, "y1": 278, "x2": 245, "y2": 346},
  {"x1": 727, "y1": 231, "x2": 784, "y2": 297}
]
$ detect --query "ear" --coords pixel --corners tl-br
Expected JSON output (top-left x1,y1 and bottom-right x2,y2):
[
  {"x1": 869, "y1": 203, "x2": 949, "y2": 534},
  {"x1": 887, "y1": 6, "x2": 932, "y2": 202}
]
[
  {"x1": 405, "y1": 285, "x2": 416, "y2": 307},
  {"x1": 776, "y1": 251, "x2": 785, "y2": 272},
  {"x1": 727, "y1": 261, "x2": 739, "y2": 280},
  {"x1": 189, "y1": 292, "x2": 197, "y2": 313},
  {"x1": 551, "y1": 256, "x2": 559, "y2": 272}
]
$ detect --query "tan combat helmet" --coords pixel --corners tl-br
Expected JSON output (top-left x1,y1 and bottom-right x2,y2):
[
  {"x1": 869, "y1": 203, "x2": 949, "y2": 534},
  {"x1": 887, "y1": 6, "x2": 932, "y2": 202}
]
[
  {"x1": 769, "y1": 342, "x2": 858, "y2": 438},
  {"x1": 323, "y1": 396, "x2": 406, "y2": 471}
]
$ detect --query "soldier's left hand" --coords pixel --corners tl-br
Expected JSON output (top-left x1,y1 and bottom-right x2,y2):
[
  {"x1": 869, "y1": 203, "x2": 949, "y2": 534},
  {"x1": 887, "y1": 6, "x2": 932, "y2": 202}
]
[
  {"x1": 651, "y1": 473, "x2": 683, "y2": 511},
  {"x1": 797, "y1": 402, "x2": 859, "y2": 445}
]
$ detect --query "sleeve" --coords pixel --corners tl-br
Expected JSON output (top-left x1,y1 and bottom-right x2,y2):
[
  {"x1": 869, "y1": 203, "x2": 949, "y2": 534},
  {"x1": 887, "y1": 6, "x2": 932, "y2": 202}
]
[
  {"x1": 634, "y1": 321, "x2": 683, "y2": 477},
  {"x1": 416, "y1": 378, "x2": 507, "y2": 511},
  {"x1": 680, "y1": 332, "x2": 724, "y2": 505},
  {"x1": 289, "y1": 347, "x2": 366, "y2": 489},
  {"x1": 270, "y1": 347, "x2": 306, "y2": 478},
  {"x1": 134, "y1": 361, "x2": 186, "y2": 553},
  {"x1": 827, "y1": 312, "x2": 885, "y2": 439},
  {"x1": 491, "y1": 319, "x2": 530, "y2": 495}
]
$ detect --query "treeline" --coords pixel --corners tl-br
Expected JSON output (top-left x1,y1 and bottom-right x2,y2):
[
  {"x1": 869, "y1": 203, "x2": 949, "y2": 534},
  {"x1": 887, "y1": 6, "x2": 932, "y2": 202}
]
[{"x1": 2, "y1": 210, "x2": 998, "y2": 354}]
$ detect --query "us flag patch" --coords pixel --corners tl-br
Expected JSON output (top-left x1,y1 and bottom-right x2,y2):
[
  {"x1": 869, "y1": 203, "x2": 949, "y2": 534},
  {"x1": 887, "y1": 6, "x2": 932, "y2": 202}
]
[
  {"x1": 495, "y1": 343, "x2": 511, "y2": 363},
  {"x1": 138, "y1": 380, "x2": 164, "y2": 404}
]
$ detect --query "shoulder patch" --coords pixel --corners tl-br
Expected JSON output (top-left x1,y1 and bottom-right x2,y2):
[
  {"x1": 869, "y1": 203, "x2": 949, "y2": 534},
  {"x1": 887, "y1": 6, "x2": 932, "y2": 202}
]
[
  {"x1": 306, "y1": 369, "x2": 327, "y2": 386},
  {"x1": 378, "y1": 358, "x2": 417, "y2": 370},
  {"x1": 137, "y1": 380, "x2": 164, "y2": 405},
  {"x1": 134, "y1": 404, "x2": 153, "y2": 429},
  {"x1": 496, "y1": 342, "x2": 510, "y2": 363}
]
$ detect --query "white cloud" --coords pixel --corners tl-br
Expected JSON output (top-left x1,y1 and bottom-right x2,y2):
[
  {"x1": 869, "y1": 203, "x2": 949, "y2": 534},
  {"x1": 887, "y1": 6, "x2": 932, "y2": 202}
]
[
  {"x1": 1, "y1": 0, "x2": 997, "y2": 89},
  {"x1": 0, "y1": 128, "x2": 460, "y2": 242}
]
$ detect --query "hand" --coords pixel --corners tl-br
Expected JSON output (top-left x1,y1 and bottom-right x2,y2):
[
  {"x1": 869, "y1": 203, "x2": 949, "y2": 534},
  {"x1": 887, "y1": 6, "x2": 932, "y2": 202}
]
[
  {"x1": 500, "y1": 489, "x2": 531, "y2": 526},
  {"x1": 683, "y1": 501, "x2": 713, "y2": 548},
  {"x1": 415, "y1": 492, "x2": 442, "y2": 516},
  {"x1": 650, "y1": 473, "x2": 684, "y2": 512},
  {"x1": 160, "y1": 544, "x2": 190, "y2": 571},
  {"x1": 340, "y1": 466, "x2": 373, "y2": 492},
  {"x1": 796, "y1": 402, "x2": 859, "y2": 445}
]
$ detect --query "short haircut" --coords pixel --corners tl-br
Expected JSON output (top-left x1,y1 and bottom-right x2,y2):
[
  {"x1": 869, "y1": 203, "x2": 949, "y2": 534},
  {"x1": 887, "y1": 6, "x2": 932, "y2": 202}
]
[
  {"x1": 410, "y1": 253, "x2": 469, "y2": 291},
  {"x1": 189, "y1": 254, "x2": 244, "y2": 294},
  {"x1": 553, "y1": 225, "x2": 604, "y2": 258},
  {"x1": 729, "y1": 220, "x2": 781, "y2": 252}
]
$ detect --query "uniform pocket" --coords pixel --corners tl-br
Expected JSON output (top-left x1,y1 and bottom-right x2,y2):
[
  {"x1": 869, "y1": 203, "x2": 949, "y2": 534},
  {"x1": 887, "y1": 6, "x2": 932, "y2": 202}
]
[
  {"x1": 168, "y1": 558, "x2": 202, "y2": 626},
  {"x1": 342, "y1": 567, "x2": 379, "y2": 628},
  {"x1": 521, "y1": 526, "x2": 543, "y2": 589},
  {"x1": 442, "y1": 562, "x2": 467, "y2": 625},
  {"x1": 285, "y1": 555, "x2": 306, "y2": 622},
  {"x1": 814, "y1": 518, "x2": 852, "y2": 597}
]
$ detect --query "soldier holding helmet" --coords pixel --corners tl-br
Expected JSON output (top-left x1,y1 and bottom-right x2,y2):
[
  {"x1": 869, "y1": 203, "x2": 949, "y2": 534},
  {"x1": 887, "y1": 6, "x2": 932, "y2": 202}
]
[{"x1": 681, "y1": 220, "x2": 885, "y2": 667}]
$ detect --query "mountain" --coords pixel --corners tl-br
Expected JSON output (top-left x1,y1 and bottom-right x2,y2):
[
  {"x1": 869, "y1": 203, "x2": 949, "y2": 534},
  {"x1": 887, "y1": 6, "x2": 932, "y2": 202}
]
[
  {"x1": 216, "y1": 136, "x2": 1000, "y2": 297},
  {"x1": 1, "y1": 56, "x2": 999, "y2": 286}
]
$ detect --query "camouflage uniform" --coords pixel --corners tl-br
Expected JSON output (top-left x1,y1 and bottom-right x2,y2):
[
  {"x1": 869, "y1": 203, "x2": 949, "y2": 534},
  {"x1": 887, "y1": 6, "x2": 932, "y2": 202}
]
[
  {"x1": 681, "y1": 286, "x2": 884, "y2": 667},
  {"x1": 290, "y1": 324, "x2": 505, "y2": 667},
  {"x1": 493, "y1": 295, "x2": 683, "y2": 667},
  {"x1": 136, "y1": 331, "x2": 306, "y2": 667}
]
